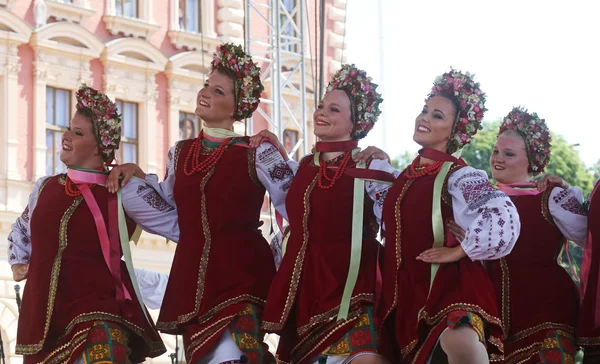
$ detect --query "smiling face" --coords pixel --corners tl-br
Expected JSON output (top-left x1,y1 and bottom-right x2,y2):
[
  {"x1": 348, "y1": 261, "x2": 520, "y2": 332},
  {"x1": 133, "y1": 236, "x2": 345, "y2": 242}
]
[
  {"x1": 313, "y1": 89, "x2": 354, "y2": 142},
  {"x1": 195, "y1": 69, "x2": 236, "y2": 129},
  {"x1": 490, "y1": 130, "x2": 531, "y2": 184},
  {"x1": 59, "y1": 111, "x2": 104, "y2": 170},
  {"x1": 413, "y1": 95, "x2": 457, "y2": 152}
]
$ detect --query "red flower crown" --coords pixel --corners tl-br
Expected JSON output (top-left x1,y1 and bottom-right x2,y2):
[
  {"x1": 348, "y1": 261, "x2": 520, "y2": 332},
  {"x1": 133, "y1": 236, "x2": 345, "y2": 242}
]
[
  {"x1": 210, "y1": 43, "x2": 264, "y2": 121},
  {"x1": 499, "y1": 106, "x2": 551, "y2": 174},
  {"x1": 428, "y1": 68, "x2": 487, "y2": 153},
  {"x1": 75, "y1": 84, "x2": 121, "y2": 162},
  {"x1": 326, "y1": 64, "x2": 383, "y2": 140}
]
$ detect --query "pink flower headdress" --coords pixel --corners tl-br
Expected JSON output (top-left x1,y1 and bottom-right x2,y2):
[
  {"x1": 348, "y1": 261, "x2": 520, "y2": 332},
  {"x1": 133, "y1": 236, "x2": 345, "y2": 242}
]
[
  {"x1": 499, "y1": 106, "x2": 551, "y2": 174},
  {"x1": 75, "y1": 84, "x2": 121, "y2": 163},
  {"x1": 428, "y1": 68, "x2": 487, "y2": 153},
  {"x1": 326, "y1": 63, "x2": 383, "y2": 140},
  {"x1": 210, "y1": 43, "x2": 264, "y2": 121}
]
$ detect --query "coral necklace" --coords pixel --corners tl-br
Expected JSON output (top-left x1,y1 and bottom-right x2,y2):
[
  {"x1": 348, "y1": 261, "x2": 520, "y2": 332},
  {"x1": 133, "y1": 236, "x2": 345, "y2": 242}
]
[
  {"x1": 315, "y1": 140, "x2": 358, "y2": 189},
  {"x1": 184, "y1": 130, "x2": 232, "y2": 176},
  {"x1": 65, "y1": 166, "x2": 104, "y2": 197},
  {"x1": 317, "y1": 151, "x2": 354, "y2": 189},
  {"x1": 406, "y1": 158, "x2": 444, "y2": 179}
]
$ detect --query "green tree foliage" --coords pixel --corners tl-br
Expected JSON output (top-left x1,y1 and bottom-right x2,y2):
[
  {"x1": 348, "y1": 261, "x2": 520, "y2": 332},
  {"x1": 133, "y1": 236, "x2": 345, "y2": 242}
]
[
  {"x1": 459, "y1": 121, "x2": 594, "y2": 195},
  {"x1": 391, "y1": 150, "x2": 416, "y2": 171}
]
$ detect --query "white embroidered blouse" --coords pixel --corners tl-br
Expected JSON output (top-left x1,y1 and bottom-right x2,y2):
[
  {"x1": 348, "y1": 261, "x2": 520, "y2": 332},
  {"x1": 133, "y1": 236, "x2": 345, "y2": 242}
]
[{"x1": 7, "y1": 176, "x2": 170, "y2": 309}]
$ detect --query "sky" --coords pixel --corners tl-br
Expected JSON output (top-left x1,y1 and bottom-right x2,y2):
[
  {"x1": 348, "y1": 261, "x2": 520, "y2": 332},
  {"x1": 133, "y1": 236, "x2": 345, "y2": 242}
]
[{"x1": 344, "y1": 0, "x2": 600, "y2": 166}]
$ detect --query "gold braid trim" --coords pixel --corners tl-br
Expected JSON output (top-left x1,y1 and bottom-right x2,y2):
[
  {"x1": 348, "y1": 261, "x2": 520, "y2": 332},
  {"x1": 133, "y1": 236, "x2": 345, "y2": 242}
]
[
  {"x1": 296, "y1": 294, "x2": 374, "y2": 336},
  {"x1": 261, "y1": 176, "x2": 318, "y2": 332},
  {"x1": 157, "y1": 166, "x2": 217, "y2": 331},
  {"x1": 16, "y1": 197, "x2": 83, "y2": 355}
]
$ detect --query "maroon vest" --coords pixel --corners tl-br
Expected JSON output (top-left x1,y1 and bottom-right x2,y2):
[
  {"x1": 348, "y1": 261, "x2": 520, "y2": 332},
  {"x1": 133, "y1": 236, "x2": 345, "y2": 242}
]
[
  {"x1": 157, "y1": 137, "x2": 276, "y2": 333},
  {"x1": 17, "y1": 175, "x2": 164, "y2": 362},
  {"x1": 487, "y1": 189, "x2": 579, "y2": 349},
  {"x1": 379, "y1": 166, "x2": 501, "y2": 362}
]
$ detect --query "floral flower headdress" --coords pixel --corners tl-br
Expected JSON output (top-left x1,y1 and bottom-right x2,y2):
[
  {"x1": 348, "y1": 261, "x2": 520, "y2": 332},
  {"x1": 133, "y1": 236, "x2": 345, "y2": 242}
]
[
  {"x1": 210, "y1": 43, "x2": 264, "y2": 121},
  {"x1": 75, "y1": 84, "x2": 121, "y2": 163},
  {"x1": 326, "y1": 64, "x2": 383, "y2": 140},
  {"x1": 428, "y1": 68, "x2": 487, "y2": 153},
  {"x1": 499, "y1": 106, "x2": 551, "y2": 174}
]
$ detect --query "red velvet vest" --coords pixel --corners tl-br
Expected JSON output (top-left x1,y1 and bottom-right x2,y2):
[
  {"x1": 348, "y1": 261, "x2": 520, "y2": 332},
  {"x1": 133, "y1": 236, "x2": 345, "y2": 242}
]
[
  {"x1": 16, "y1": 175, "x2": 164, "y2": 363},
  {"x1": 156, "y1": 137, "x2": 276, "y2": 333},
  {"x1": 261, "y1": 156, "x2": 380, "y2": 362}
]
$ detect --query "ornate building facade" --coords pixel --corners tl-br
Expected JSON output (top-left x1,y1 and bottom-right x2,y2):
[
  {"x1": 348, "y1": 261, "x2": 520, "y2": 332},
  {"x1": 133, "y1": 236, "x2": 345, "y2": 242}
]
[{"x1": 0, "y1": 0, "x2": 347, "y2": 362}]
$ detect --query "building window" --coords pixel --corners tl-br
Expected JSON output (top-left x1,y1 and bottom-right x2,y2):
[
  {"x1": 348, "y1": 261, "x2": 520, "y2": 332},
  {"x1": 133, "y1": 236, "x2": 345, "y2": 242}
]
[
  {"x1": 116, "y1": 100, "x2": 138, "y2": 163},
  {"x1": 179, "y1": 0, "x2": 202, "y2": 33},
  {"x1": 179, "y1": 111, "x2": 199, "y2": 140},
  {"x1": 115, "y1": 0, "x2": 137, "y2": 18},
  {"x1": 45, "y1": 87, "x2": 71, "y2": 176}
]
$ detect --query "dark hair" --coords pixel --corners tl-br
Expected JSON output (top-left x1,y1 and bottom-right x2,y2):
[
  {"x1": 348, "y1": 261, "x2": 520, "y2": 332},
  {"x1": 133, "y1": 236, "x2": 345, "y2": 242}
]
[
  {"x1": 435, "y1": 92, "x2": 460, "y2": 122},
  {"x1": 429, "y1": 92, "x2": 461, "y2": 153},
  {"x1": 76, "y1": 107, "x2": 113, "y2": 162}
]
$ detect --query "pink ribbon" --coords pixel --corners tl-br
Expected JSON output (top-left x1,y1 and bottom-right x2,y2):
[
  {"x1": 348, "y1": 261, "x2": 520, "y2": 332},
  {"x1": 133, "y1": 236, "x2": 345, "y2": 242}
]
[
  {"x1": 497, "y1": 182, "x2": 543, "y2": 196},
  {"x1": 67, "y1": 169, "x2": 131, "y2": 302},
  {"x1": 580, "y1": 183, "x2": 600, "y2": 327}
]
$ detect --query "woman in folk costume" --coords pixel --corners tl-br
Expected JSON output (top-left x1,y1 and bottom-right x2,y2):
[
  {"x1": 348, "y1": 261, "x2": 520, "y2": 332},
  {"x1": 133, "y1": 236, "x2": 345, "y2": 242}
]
[
  {"x1": 106, "y1": 43, "x2": 295, "y2": 364},
  {"x1": 7, "y1": 84, "x2": 169, "y2": 364},
  {"x1": 485, "y1": 108, "x2": 586, "y2": 363},
  {"x1": 449, "y1": 107, "x2": 588, "y2": 363},
  {"x1": 257, "y1": 64, "x2": 394, "y2": 364},
  {"x1": 377, "y1": 69, "x2": 521, "y2": 364},
  {"x1": 578, "y1": 178, "x2": 600, "y2": 362}
]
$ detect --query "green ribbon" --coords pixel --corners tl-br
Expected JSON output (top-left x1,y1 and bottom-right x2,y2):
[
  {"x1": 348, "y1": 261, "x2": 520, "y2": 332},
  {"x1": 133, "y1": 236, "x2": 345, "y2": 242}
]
[
  {"x1": 117, "y1": 190, "x2": 151, "y2": 323},
  {"x1": 427, "y1": 149, "x2": 463, "y2": 295}
]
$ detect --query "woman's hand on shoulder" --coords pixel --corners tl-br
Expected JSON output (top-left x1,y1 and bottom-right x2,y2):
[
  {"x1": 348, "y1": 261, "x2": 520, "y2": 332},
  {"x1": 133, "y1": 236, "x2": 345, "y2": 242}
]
[{"x1": 106, "y1": 163, "x2": 145, "y2": 193}]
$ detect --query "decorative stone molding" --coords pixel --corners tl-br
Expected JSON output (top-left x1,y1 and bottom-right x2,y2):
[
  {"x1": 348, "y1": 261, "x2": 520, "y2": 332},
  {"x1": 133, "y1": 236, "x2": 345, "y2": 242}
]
[
  {"x1": 0, "y1": 9, "x2": 32, "y2": 189},
  {"x1": 168, "y1": 30, "x2": 222, "y2": 52},
  {"x1": 327, "y1": 0, "x2": 347, "y2": 75},
  {"x1": 101, "y1": 37, "x2": 168, "y2": 174},
  {"x1": 165, "y1": 51, "x2": 212, "y2": 147},
  {"x1": 103, "y1": 0, "x2": 159, "y2": 39},
  {"x1": 30, "y1": 22, "x2": 104, "y2": 181},
  {"x1": 216, "y1": 0, "x2": 244, "y2": 45},
  {"x1": 45, "y1": 0, "x2": 95, "y2": 25}
]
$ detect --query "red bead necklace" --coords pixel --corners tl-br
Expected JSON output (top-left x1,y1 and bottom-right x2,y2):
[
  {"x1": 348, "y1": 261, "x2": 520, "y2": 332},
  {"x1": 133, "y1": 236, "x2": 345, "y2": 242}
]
[
  {"x1": 184, "y1": 131, "x2": 232, "y2": 176},
  {"x1": 406, "y1": 158, "x2": 444, "y2": 179},
  {"x1": 64, "y1": 166, "x2": 105, "y2": 197},
  {"x1": 317, "y1": 152, "x2": 353, "y2": 189}
]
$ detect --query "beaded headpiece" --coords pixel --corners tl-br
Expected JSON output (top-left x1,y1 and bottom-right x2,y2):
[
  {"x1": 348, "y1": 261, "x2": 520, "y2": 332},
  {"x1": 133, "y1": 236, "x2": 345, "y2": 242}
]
[
  {"x1": 428, "y1": 68, "x2": 487, "y2": 153},
  {"x1": 210, "y1": 43, "x2": 264, "y2": 121},
  {"x1": 326, "y1": 64, "x2": 383, "y2": 140},
  {"x1": 75, "y1": 84, "x2": 121, "y2": 163},
  {"x1": 499, "y1": 106, "x2": 551, "y2": 174}
]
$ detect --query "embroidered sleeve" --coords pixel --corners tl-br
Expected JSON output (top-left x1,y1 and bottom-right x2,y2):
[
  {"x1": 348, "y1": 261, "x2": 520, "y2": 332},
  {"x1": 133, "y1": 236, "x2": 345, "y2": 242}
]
[
  {"x1": 120, "y1": 144, "x2": 180, "y2": 242},
  {"x1": 255, "y1": 141, "x2": 297, "y2": 221},
  {"x1": 448, "y1": 167, "x2": 520, "y2": 260},
  {"x1": 133, "y1": 268, "x2": 169, "y2": 310},
  {"x1": 121, "y1": 177, "x2": 180, "y2": 242},
  {"x1": 366, "y1": 159, "x2": 400, "y2": 226},
  {"x1": 8, "y1": 177, "x2": 48, "y2": 266},
  {"x1": 549, "y1": 186, "x2": 587, "y2": 246},
  {"x1": 143, "y1": 144, "x2": 177, "y2": 206}
]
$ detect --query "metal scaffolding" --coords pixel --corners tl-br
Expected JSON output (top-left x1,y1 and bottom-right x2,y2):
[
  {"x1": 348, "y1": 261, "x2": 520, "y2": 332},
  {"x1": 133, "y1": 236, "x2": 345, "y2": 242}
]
[{"x1": 244, "y1": 0, "x2": 308, "y2": 158}]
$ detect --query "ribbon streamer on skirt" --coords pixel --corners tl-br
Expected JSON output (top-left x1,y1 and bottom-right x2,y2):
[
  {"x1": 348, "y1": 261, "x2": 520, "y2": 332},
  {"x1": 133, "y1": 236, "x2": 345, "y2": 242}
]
[
  {"x1": 67, "y1": 168, "x2": 150, "y2": 323},
  {"x1": 312, "y1": 149, "x2": 394, "y2": 321},
  {"x1": 580, "y1": 182, "x2": 600, "y2": 327},
  {"x1": 421, "y1": 148, "x2": 464, "y2": 299}
]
